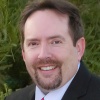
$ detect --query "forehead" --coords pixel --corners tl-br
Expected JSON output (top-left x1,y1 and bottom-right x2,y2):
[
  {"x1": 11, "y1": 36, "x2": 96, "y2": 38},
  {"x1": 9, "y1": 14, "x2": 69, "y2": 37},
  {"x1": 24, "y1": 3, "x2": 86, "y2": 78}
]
[
  {"x1": 25, "y1": 9, "x2": 69, "y2": 27},
  {"x1": 24, "y1": 9, "x2": 70, "y2": 39},
  {"x1": 28, "y1": 9, "x2": 69, "y2": 21}
]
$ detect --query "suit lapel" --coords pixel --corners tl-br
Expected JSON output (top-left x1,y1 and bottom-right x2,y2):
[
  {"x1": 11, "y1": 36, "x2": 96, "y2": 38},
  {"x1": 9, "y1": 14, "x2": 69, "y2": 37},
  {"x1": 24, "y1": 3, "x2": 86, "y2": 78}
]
[
  {"x1": 62, "y1": 61, "x2": 91, "y2": 100},
  {"x1": 28, "y1": 84, "x2": 35, "y2": 100},
  {"x1": 31, "y1": 92, "x2": 35, "y2": 100}
]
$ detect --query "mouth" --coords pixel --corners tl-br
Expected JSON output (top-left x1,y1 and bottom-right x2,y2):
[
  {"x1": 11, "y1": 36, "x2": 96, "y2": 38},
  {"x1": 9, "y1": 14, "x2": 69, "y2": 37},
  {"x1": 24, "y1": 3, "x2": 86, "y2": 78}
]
[
  {"x1": 39, "y1": 66, "x2": 57, "y2": 71},
  {"x1": 37, "y1": 65, "x2": 60, "y2": 78}
]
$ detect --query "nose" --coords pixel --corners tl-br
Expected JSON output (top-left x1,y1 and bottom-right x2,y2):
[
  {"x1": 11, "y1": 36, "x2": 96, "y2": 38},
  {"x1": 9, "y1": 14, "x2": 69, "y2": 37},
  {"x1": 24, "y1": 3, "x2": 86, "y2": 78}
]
[{"x1": 38, "y1": 44, "x2": 52, "y2": 59}]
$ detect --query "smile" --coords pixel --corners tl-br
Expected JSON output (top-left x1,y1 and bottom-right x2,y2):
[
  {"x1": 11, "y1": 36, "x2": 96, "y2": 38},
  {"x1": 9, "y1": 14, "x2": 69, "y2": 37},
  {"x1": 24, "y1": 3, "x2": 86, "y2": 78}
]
[{"x1": 40, "y1": 66, "x2": 56, "y2": 71}]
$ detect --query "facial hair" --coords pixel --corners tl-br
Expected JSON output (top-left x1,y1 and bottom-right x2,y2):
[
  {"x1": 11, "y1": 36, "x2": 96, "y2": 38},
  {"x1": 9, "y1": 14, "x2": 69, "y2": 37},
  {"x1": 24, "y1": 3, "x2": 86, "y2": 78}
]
[{"x1": 32, "y1": 58, "x2": 62, "y2": 90}]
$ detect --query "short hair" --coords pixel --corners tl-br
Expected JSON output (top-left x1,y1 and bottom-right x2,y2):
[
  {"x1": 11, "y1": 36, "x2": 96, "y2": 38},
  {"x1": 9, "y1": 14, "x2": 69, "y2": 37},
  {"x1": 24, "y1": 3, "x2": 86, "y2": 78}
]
[{"x1": 20, "y1": 0, "x2": 84, "y2": 47}]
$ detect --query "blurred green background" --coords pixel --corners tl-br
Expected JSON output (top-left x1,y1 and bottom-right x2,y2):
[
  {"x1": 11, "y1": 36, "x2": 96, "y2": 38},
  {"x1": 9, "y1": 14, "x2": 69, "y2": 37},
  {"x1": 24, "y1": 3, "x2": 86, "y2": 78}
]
[{"x1": 0, "y1": 0, "x2": 100, "y2": 99}]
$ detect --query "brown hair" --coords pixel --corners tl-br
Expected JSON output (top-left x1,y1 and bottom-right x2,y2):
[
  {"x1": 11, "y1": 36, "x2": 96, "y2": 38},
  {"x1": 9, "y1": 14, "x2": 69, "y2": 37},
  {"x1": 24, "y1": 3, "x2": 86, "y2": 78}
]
[{"x1": 20, "y1": 0, "x2": 84, "y2": 47}]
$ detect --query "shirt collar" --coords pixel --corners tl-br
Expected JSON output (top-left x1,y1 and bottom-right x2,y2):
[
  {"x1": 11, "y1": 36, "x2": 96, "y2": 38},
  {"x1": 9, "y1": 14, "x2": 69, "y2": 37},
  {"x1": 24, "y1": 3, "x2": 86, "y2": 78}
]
[{"x1": 35, "y1": 63, "x2": 80, "y2": 100}]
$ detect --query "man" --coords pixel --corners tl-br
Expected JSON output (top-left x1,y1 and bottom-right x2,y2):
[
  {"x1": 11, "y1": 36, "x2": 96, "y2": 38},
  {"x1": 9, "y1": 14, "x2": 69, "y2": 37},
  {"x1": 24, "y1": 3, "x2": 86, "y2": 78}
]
[{"x1": 6, "y1": 0, "x2": 100, "y2": 100}]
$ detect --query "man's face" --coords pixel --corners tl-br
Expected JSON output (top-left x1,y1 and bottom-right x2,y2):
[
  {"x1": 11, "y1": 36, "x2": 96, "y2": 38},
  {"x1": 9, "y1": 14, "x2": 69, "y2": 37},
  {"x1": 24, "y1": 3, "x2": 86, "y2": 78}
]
[{"x1": 22, "y1": 10, "x2": 85, "y2": 93}]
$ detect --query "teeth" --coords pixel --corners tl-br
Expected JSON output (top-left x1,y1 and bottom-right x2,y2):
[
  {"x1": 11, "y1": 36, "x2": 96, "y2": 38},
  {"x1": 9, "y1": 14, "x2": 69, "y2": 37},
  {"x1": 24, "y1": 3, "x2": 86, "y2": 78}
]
[{"x1": 40, "y1": 66, "x2": 56, "y2": 71}]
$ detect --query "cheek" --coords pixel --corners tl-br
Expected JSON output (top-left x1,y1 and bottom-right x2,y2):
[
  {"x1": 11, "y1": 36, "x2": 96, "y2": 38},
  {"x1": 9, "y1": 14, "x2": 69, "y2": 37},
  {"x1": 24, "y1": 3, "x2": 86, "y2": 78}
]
[
  {"x1": 55, "y1": 47, "x2": 78, "y2": 69},
  {"x1": 52, "y1": 47, "x2": 71, "y2": 60},
  {"x1": 23, "y1": 51, "x2": 37, "y2": 65},
  {"x1": 23, "y1": 52, "x2": 36, "y2": 76}
]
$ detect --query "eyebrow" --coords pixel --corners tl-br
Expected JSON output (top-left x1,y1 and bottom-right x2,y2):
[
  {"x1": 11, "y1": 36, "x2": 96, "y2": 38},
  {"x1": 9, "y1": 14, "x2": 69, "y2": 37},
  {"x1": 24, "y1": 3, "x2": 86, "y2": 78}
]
[
  {"x1": 47, "y1": 35, "x2": 65, "y2": 41},
  {"x1": 26, "y1": 38, "x2": 40, "y2": 42},
  {"x1": 26, "y1": 35, "x2": 65, "y2": 42}
]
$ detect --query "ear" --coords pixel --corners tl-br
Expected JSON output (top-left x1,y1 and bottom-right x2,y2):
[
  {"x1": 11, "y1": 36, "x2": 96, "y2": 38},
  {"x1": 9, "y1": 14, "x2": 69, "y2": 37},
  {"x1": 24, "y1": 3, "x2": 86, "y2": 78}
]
[
  {"x1": 76, "y1": 37, "x2": 85, "y2": 61},
  {"x1": 22, "y1": 49, "x2": 25, "y2": 62}
]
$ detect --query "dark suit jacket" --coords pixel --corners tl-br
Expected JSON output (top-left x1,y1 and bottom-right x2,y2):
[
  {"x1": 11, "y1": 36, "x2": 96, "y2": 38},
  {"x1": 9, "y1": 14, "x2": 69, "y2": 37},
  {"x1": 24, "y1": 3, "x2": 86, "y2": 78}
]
[{"x1": 5, "y1": 62, "x2": 100, "y2": 100}]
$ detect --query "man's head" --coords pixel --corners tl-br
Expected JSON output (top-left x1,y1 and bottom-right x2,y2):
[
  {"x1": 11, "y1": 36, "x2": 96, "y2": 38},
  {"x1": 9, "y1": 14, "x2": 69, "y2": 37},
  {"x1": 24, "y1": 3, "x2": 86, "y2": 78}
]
[{"x1": 20, "y1": 0, "x2": 85, "y2": 94}]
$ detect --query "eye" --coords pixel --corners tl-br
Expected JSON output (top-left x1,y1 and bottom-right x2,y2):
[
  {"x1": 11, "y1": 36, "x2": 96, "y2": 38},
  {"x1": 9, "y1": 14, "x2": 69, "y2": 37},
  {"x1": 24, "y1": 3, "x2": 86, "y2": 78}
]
[
  {"x1": 52, "y1": 40, "x2": 62, "y2": 44},
  {"x1": 28, "y1": 41, "x2": 39, "y2": 47}
]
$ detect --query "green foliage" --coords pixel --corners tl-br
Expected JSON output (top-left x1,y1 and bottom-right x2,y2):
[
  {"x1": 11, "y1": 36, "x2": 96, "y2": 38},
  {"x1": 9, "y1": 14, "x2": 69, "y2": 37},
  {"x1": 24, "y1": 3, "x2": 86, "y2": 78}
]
[
  {"x1": 0, "y1": 84, "x2": 12, "y2": 100},
  {"x1": 0, "y1": 0, "x2": 30, "y2": 91}
]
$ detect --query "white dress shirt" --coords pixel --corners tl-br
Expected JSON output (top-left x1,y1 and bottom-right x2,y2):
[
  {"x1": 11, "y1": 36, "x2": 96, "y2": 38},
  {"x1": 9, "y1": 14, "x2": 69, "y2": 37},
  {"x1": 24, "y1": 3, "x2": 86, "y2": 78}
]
[{"x1": 35, "y1": 63, "x2": 80, "y2": 100}]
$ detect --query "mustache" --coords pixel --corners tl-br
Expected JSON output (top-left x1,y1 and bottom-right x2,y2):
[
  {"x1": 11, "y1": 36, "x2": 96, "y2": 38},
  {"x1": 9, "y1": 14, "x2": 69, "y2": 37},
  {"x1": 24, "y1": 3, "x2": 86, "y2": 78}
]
[{"x1": 32, "y1": 58, "x2": 62, "y2": 68}]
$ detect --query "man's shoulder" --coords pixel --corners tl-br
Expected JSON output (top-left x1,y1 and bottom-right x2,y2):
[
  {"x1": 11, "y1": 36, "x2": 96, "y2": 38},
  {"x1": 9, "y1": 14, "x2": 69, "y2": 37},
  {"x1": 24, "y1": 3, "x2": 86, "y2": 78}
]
[
  {"x1": 82, "y1": 74, "x2": 100, "y2": 99},
  {"x1": 81, "y1": 62, "x2": 100, "y2": 93},
  {"x1": 90, "y1": 74, "x2": 100, "y2": 89},
  {"x1": 81, "y1": 61, "x2": 100, "y2": 87},
  {"x1": 5, "y1": 84, "x2": 35, "y2": 100}
]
